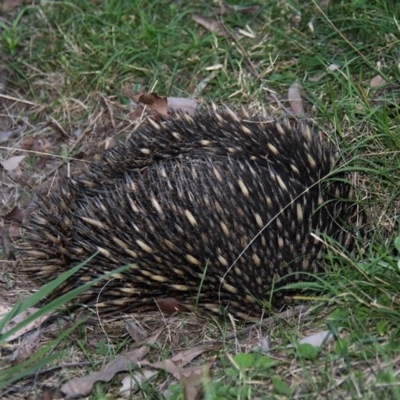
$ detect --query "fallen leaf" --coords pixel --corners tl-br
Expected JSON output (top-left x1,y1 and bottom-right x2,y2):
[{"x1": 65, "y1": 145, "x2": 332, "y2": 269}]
[
  {"x1": 298, "y1": 330, "x2": 336, "y2": 347},
  {"x1": 259, "y1": 336, "x2": 271, "y2": 354},
  {"x1": 1, "y1": 0, "x2": 24, "y2": 11},
  {"x1": 73, "y1": 127, "x2": 82, "y2": 139},
  {"x1": 288, "y1": 80, "x2": 305, "y2": 116},
  {"x1": 168, "y1": 97, "x2": 199, "y2": 115},
  {"x1": 286, "y1": 329, "x2": 337, "y2": 349},
  {"x1": 32, "y1": 138, "x2": 52, "y2": 153},
  {"x1": 309, "y1": 71, "x2": 327, "y2": 83},
  {"x1": 121, "y1": 344, "x2": 220, "y2": 393},
  {"x1": 0, "y1": 305, "x2": 13, "y2": 315},
  {"x1": 120, "y1": 369, "x2": 156, "y2": 392},
  {"x1": 20, "y1": 137, "x2": 35, "y2": 150},
  {"x1": 1, "y1": 155, "x2": 26, "y2": 171},
  {"x1": 138, "y1": 347, "x2": 216, "y2": 391},
  {"x1": 192, "y1": 14, "x2": 227, "y2": 36},
  {"x1": 132, "y1": 93, "x2": 198, "y2": 117},
  {"x1": 14, "y1": 328, "x2": 41, "y2": 363},
  {"x1": 104, "y1": 137, "x2": 118, "y2": 150},
  {"x1": 61, "y1": 328, "x2": 163, "y2": 397},
  {"x1": 0, "y1": 306, "x2": 50, "y2": 342},
  {"x1": 35, "y1": 157, "x2": 50, "y2": 170},
  {"x1": 125, "y1": 321, "x2": 147, "y2": 342},
  {"x1": 180, "y1": 357, "x2": 216, "y2": 400},
  {"x1": 0, "y1": 129, "x2": 17, "y2": 143},
  {"x1": 133, "y1": 92, "x2": 168, "y2": 116},
  {"x1": 370, "y1": 75, "x2": 387, "y2": 88},
  {"x1": 327, "y1": 63, "x2": 340, "y2": 71}
]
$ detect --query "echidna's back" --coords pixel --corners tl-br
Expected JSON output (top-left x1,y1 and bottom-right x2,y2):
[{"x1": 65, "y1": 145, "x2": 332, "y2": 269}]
[{"x1": 20, "y1": 109, "x2": 359, "y2": 321}]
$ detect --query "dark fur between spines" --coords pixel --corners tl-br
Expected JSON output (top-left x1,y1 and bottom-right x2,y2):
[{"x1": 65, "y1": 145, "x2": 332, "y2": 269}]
[{"x1": 19, "y1": 108, "x2": 359, "y2": 321}]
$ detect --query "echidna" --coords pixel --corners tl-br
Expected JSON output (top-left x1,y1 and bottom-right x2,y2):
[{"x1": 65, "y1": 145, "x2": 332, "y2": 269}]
[{"x1": 19, "y1": 108, "x2": 361, "y2": 321}]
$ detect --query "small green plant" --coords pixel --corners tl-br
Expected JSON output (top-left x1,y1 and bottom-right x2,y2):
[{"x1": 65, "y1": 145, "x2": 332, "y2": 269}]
[{"x1": 0, "y1": 7, "x2": 31, "y2": 56}]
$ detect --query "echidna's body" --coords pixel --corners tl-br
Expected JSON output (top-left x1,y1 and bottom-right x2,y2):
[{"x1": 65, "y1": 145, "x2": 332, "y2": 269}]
[{"x1": 20, "y1": 109, "x2": 359, "y2": 321}]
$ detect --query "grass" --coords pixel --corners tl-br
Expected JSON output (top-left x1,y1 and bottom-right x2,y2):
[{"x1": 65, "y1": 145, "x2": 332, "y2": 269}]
[{"x1": 1, "y1": 0, "x2": 400, "y2": 398}]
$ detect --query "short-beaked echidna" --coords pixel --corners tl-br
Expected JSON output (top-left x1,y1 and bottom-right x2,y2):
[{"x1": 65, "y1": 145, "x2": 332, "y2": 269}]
[{"x1": 19, "y1": 108, "x2": 360, "y2": 321}]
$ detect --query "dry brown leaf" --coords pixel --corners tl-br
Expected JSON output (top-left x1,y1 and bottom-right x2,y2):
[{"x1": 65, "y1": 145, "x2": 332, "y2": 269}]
[
  {"x1": 120, "y1": 369, "x2": 157, "y2": 392},
  {"x1": 20, "y1": 137, "x2": 52, "y2": 170},
  {"x1": 298, "y1": 330, "x2": 336, "y2": 347},
  {"x1": 133, "y1": 92, "x2": 168, "y2": 116},
  {"x1": 0, "y1": 306, "x2": 50, "y2": 342},
  {"x1": 0, "y1": 128, "x2": 21, "y2": 143},
  {"x1": 259, "y1": 336, "x2": 271, "y2": 354},
  {"x1": 131, "y1": 93, "x2": 198, "y2": 117},
  {"x1": 309, "y1": 71, "x2": 327, "y2": 83},
  {"x1": 155, "y1": 344, "x2": 219, "y2": 378},
  {"x1": 32, "y1": 138, "x2": 52, "y2": 153},
  {"x1": 61, "y1": 328, "x2": 163, "y2": 397},
  {"x1": 125, "y1": 321, "x2": 147, "y2": 342},
  {"x1": 1, "y1": 0, "x2": 25, "y2": 11},
  {"x1": 35, "y1": 157, "x2": 50, "y2": 170},
  {"x1": 370, "y1": 75, "x2": 387, "y2": 88},
  {"x1": 180, "y1": 357, "x2": 216, "y2": 400},
  {"x1": 327, "y1": 63, "x2": 340, "y2": 71},
  {"x1": 14, "y1": 329, "x2": 41, "y2": 363},
  {"x1": 287, "y1": 329, "x2": 336, "y2": 349},
  {"x1": 1, "y1": 155, "x2": 25, "y2": 171},
  {"x1": 120, "y1": 344, "x2": 220, "y2": 393},
  {"x1": 168, "y1": 97, "x2": 199, "y2": 115},
  {"x1": 20, "y1": 137, "x2": 35, "y2": 150},
  {"x1": 288, "y1": 80, "x2": 305, "y2": 116},
  {"x1": 73, "y1": 126, "x2": 82, "y2": 139},
  {"x1": 0, "y1": 305, "x2": 13, "y2": 315},
  {"x1": 192, "y1": 14, "x2": 228, "y2": 36}
]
